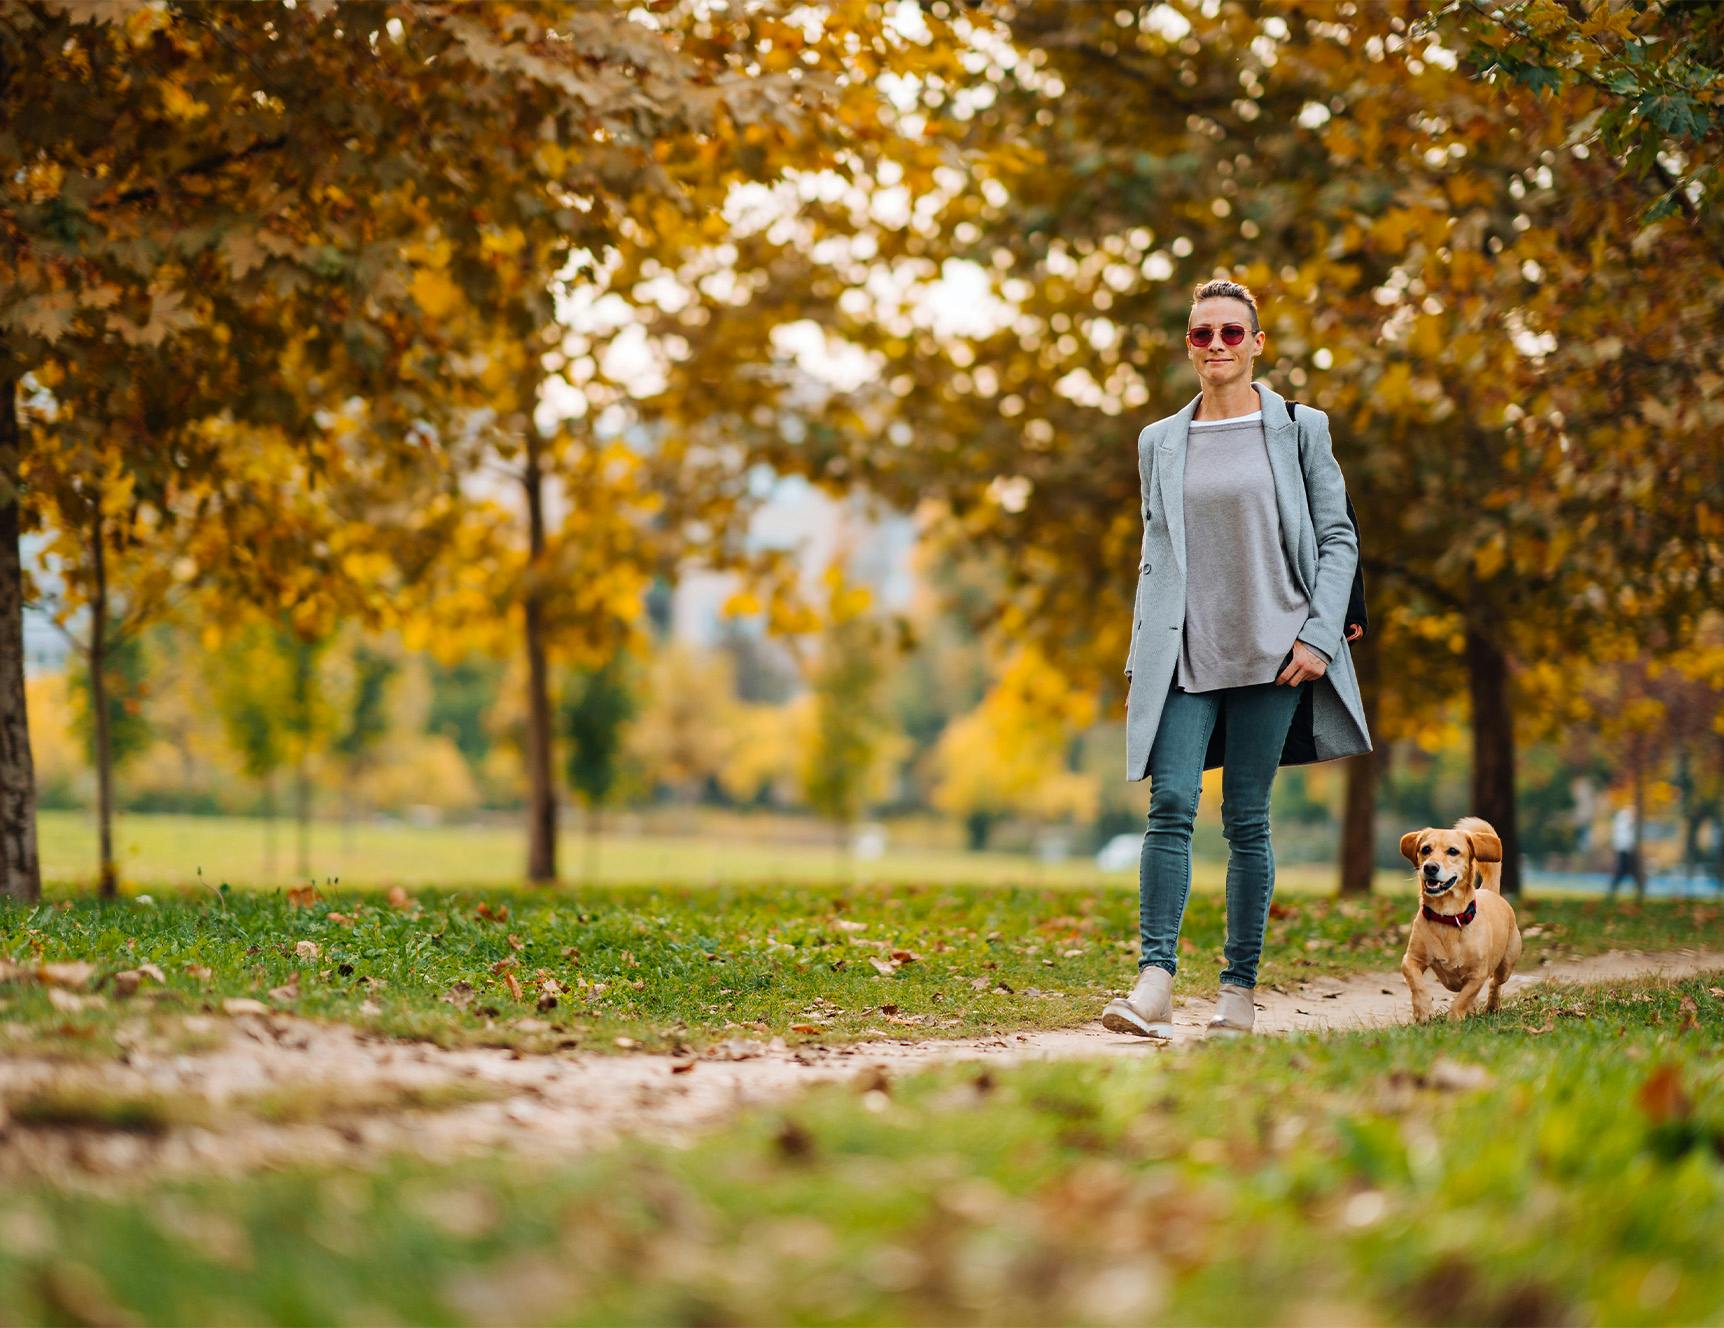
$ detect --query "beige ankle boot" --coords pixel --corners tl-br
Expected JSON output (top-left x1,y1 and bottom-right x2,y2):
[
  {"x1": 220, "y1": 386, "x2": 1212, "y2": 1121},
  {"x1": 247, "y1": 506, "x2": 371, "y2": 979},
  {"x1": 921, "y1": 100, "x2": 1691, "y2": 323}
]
[
  {"x1": 1206, "y1": 983, "x2": 1257, "y2": 1037},
  {"x1": 1101, "y1": 965, "x2": 1175, "y2": 1040}
]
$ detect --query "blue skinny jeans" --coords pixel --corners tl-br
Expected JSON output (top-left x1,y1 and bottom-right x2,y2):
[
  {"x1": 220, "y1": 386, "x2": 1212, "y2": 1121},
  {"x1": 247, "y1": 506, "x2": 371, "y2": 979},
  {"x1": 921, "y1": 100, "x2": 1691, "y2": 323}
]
[{"x1": 1138, "y1": 677, "x2": 1305, "y2": 989}]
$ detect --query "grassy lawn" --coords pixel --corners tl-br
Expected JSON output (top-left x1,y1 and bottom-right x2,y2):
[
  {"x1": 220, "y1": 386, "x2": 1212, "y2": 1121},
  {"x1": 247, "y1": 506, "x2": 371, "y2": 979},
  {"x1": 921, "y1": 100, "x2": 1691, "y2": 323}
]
[
  {"x1": 1, "y1": 976, "x2": 1718, "y2": 1325},
  {"x1": 3, "y1": 883, "x2": 1717, "y2": 1056},
  {"x1": 36, "y1": 808, "x2": 1388, "y2": 893}
]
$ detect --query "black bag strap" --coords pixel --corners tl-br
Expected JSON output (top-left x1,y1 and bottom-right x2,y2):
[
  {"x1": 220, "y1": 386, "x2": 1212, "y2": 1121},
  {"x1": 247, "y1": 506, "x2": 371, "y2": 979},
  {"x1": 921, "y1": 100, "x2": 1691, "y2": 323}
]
[{"x1": 1284, "y1": 399, "x2": 1368, "y2": 637}]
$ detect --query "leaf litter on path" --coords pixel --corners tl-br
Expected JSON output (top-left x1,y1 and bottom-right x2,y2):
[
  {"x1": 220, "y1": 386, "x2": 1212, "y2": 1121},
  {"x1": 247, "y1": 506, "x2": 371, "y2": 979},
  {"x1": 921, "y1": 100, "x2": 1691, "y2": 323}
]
[{"x1": 1, "y1": 947, "x2": 1720, "y2": 1186}]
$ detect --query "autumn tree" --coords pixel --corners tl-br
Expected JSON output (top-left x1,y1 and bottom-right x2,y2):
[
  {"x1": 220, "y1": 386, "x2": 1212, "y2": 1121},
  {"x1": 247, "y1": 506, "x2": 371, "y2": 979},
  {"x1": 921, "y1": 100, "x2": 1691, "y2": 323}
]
[
  {"x1": 931, "y1": 647, "x2": 1100, "y2": 852},
  {"x1": 560, "y1": 654, "x2": 637, "y2": 883},
  {"x1": 207, "y1": 622, "x2": 295, "y2": 878},
  {"x1": 330, "y1": 642, "x2": 399, "y2": 852},
  {"x1": 628, "y1": 0, "x2": 1724, "y2": 898},
  {"x1": 7, "y1": 0, "x2": 929, "y2": 900},
  {"x1": 800, "y1": 592, "x2": 906, "y2": 854}
]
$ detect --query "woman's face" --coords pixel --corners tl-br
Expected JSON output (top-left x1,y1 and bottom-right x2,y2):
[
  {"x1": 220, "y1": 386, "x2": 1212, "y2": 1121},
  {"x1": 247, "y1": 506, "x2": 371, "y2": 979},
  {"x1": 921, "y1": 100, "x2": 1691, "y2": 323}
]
[{"x1": 1186, "y1": 297, "x2": 1265, "y2": 388}]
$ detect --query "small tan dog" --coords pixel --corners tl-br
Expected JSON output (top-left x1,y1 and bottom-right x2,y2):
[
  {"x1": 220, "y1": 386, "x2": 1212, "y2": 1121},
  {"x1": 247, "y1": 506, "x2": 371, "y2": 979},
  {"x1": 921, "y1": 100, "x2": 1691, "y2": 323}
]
[{"x1": 1398, "y1": 816, "x2": 1522, "y2": 1021}]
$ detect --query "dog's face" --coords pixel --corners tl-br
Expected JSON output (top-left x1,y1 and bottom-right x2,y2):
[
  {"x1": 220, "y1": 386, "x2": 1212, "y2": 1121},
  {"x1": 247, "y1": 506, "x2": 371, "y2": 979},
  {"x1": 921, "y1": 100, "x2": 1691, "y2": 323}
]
[{"x1": 1399, "y1": 826, "x2": 1498, "y2": 899}]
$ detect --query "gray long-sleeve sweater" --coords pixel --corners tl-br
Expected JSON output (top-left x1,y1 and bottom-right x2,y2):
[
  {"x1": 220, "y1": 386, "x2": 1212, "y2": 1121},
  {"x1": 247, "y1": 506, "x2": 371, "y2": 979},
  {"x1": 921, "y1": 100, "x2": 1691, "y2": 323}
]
[{"x1": 1176, "y1": 410, "x2": 1314, "y2": 693}]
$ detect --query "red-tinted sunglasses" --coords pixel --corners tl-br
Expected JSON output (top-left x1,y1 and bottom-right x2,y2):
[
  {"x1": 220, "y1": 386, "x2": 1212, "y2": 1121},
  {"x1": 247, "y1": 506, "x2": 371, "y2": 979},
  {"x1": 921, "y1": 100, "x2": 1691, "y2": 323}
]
[{"x1": 1187, "y1": 323, "x2": 1250, "y2": 348}]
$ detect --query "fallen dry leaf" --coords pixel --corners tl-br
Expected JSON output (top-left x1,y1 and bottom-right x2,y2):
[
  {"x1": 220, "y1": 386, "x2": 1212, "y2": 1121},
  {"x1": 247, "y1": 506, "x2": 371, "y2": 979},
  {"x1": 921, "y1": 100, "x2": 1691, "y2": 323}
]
[
  {"x1": 670, "y1": 1060, "x2": 696, "y2": 1074},
  {"x1": 1522, "y1": 1018, "x2": 1555, "y2": 1035},
  {"x1": 137, "y1": 962, "x2": 166, "y2": 983},
  {"x1": 286, "y1": 884, "x2": 318, "y2": 908},
  {"x1": 267, "y1": 973, "x2": 301, "y2": 1003},
  {"x1": 387, "y1": 885, "x2": 413, "y2": 910},
  {"x1": 614, "y1": 1036, "x2": 638, "y2": 1050},
  {"x1": 889, "y1": 949, "x2": 921, "y2": 964},
  {"x1": 47, "y1": 987, "x2": 100, "y2": 1012},
  {"x1": 868, "y1": 957, "x2": 897, "y2": 977},
  {"x1": 37, "y1": 961, "x2": 96, "y2": 989},
  {"x1": 441, "y1": 981, "x2": 475, "y2": 1008},
  {"x1": 1635, "y1": 1064, "x2": 1692, "y2": 1124},
  {"x1": 1678, "y1": 995, "x2": 1700, "y2": 1032},
  {"x1": 790, "y1": 1023, "x2": 822, "y2": 1034},
  {"x1": 184, "y1": 964, "x2": 213, "y2": 983},
  {"x1": 326, "y1": 912, "x2": 354, "y2": 927},
  {"x1": 1427, "y1": 1058, "x2": 1494, "y2": 1093},
  {"x1": 295, "y1": 940, "x2": 320, "y2": 961},
  {"x1": 503, "y1": 972, "x2": 523, "y2": 1002},
  {"x1": 508, "y1": 933, "x2": 525, "y2": 952},
  {"x1": 222, "y1": 997, "x2": 271, "y2": 1017},
  {"x1": 835, "y1": 919, "x2": 868, "y2": 933}
]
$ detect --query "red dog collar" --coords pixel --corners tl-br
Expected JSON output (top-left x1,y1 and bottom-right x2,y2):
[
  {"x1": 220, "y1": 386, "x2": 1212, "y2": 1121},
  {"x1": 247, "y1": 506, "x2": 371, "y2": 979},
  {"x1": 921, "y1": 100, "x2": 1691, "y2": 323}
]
[{"x1": 1422, "y1": 898, "x2": 1477, "y2": 927}]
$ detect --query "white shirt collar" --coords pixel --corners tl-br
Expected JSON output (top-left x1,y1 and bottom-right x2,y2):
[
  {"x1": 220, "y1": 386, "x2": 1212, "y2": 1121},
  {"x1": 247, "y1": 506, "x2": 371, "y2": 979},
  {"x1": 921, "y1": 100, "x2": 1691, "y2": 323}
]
[{"x1": 1189, "y1": 409, "x2": 1262, "y2": 427}]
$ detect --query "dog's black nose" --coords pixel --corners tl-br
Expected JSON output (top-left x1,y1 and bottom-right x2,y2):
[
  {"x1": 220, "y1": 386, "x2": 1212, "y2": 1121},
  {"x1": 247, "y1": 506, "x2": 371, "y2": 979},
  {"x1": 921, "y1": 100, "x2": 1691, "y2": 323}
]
[{"x1": 1422, "y1": 863, "x2": 1440, "y2": 877}]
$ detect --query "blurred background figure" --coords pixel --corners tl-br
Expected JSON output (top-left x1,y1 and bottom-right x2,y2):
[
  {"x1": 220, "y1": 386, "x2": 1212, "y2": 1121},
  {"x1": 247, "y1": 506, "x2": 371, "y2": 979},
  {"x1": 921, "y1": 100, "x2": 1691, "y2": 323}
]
[{"x1": 1608, "y1": 803, "x2": 1639, "y2": 897}]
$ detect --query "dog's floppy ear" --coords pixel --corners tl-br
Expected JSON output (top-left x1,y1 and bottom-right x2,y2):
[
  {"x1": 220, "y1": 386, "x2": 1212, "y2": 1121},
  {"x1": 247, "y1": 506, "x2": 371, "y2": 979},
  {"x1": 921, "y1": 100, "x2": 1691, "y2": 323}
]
[
  {"x1": 1399, "y1": 830, "x2": 1426, "y2": 865},
  {"x1": 1467, "y1": 829, "x2": 1503, "y2": 863}
]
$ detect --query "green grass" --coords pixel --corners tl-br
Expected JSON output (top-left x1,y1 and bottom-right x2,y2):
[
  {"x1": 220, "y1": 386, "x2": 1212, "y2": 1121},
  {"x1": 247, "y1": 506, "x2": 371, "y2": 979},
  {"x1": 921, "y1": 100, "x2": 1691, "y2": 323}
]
[
  {"x1": 0, "y1": 977, "x2": 1718, "y2": 1325},
  {"x1": 3, "y1": 884, "x2": 1717, "y2": 1057},
  {"x1": 36, "y1": 808, "x2": 1385, "y2": 893}
]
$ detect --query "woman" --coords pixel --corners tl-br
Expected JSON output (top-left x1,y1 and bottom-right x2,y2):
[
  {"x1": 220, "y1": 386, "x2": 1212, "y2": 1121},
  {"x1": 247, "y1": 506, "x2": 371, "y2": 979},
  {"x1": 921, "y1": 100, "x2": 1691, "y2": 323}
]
[{"x1": 1103, "y1": 279, "x2": 1372, "y2": 1040}]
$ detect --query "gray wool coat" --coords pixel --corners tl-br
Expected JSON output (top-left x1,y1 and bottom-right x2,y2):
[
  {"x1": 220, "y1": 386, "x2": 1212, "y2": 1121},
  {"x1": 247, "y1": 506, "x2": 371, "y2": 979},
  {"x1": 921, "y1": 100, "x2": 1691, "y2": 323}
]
[{"x1": 1123, "y1": 379, "x2": 1373, "y2": 782}]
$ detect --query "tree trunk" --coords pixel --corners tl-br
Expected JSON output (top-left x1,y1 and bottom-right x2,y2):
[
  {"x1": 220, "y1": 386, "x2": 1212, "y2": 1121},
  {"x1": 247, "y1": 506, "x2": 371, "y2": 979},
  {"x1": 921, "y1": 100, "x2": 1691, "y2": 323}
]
[
  {"x1": 0, "y1": 371, "x2": 40, "y2": 903},
  {"x1": 295, "y1": 751, "x2": 311, "y2": 880},
  {"x1": 90, "y1": 505, "x2": 118, "y2": 898},
  {"x1": 523, "y1": 428, "x2": 557, "y2": 884},
  {"x1": 583, "y1": 802, "x2": 599, "y2": 886},
  {"x1": 1339, "y1": 628, "x2": 1383, "y2": 895},
  {"x1": 341, "y1": 766, "x2": 355, "y2": 856},
  {"x1": 262, "y1": 773, "x2": 277, "y2": 880},
  {"x1": 1465, "y1": 627, "x2": 1521, "y2": 897}
]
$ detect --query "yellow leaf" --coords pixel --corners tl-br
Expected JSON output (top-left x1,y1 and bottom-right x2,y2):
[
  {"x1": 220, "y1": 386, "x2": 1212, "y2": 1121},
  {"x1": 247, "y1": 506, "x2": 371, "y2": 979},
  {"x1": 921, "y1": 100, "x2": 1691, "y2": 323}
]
[
  {"x1": 1472, "y1": 533, "x2": 1506, "y2": 580},
  {"x1": 410, "y1": 268, "x2": 462, "y2": 319}
]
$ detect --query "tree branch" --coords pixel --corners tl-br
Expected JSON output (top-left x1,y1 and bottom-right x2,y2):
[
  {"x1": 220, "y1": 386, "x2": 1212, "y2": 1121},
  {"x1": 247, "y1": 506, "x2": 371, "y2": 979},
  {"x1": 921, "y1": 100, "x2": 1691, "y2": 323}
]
[{"x1": 101, "y1": 134, "x2": 290, "y2": 211}]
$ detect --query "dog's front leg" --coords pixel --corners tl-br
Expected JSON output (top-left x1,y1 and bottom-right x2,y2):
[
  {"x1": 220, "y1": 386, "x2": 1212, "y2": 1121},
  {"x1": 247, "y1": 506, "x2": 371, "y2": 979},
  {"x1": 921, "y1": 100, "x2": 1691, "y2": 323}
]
[
  {"x1": 1448, "y1": 974, "x2": 1489, "y2": 1020},
  {"x1": 1401, "y1": 954, "x2": 1435, "y2": 1022}
]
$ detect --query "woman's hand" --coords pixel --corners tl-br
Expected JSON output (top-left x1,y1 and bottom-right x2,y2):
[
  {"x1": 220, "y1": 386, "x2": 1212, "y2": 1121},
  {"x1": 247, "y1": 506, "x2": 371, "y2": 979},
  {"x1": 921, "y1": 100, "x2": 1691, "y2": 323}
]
[{"x1": 1275, "y1": 640, "x2": 1328, "y2": 686}]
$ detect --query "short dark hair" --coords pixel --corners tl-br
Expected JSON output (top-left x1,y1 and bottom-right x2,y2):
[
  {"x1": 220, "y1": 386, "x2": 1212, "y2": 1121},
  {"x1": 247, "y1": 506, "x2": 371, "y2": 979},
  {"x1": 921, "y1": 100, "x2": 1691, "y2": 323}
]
[{"x1": 1190, "y1": 279, "x2": 1260, "y2": 335}]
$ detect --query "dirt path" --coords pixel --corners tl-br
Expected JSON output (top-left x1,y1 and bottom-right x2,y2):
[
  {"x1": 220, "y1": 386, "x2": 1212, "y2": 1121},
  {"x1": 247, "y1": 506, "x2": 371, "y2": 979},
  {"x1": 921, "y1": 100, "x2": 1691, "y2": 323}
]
[{"x1": 5, "y1": 947, "x2": 1720, "y2": 1185}]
